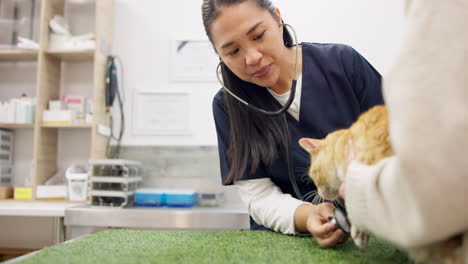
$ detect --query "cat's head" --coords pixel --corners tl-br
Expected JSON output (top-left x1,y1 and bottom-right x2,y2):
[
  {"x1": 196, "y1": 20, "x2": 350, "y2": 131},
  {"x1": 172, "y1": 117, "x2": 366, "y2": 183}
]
[{"x1": 299, "y1": 130, "x2": 348, "y2": 201}]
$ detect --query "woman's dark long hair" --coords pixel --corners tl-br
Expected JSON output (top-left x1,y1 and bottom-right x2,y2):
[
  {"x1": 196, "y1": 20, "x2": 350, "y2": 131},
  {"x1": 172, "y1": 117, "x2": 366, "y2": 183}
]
[{"x1": 202, "y1": 0, "x2": 294, "y2": 184}]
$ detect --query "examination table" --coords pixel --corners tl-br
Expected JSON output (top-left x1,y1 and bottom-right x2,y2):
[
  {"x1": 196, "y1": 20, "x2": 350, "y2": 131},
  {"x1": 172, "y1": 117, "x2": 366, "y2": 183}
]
[{"x1": 9, "y1": 229, "x2": 414, "y2": 263}]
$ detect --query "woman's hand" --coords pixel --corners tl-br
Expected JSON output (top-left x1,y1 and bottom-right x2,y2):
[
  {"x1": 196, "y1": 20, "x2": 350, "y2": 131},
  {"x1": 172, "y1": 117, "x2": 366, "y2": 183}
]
[{"x1": 306, "y1": 203, "x2": 348, "y2": 247}]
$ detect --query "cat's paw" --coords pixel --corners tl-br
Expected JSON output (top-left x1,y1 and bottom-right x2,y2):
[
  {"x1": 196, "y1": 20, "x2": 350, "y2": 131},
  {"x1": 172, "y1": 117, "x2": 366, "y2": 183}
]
[
  {"x1": 406, "y1": 247, "x2": 433, "y2": 264},
  {"x1": 351, "y1": 225, "x2": 370, "y2": 248}
]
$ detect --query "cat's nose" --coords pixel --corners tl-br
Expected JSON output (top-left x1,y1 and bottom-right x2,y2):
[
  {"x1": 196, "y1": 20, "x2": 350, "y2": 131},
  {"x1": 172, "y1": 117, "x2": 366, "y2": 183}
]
[
  {"x1": 322, "y1": 188, "x2": 339, "y2": 200},
  {"x1": 319, "y1": 189, "x2": 331, "y2": 199}
]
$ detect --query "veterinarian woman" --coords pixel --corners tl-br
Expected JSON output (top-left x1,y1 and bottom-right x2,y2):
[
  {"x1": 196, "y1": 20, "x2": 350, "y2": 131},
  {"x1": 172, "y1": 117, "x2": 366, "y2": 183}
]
[
  {"x1": 202, "y1": 0, "x2": 383, "y2": 247},
  {"x1": 340, "y1": 0, "x2": 468, "y2": 260}
]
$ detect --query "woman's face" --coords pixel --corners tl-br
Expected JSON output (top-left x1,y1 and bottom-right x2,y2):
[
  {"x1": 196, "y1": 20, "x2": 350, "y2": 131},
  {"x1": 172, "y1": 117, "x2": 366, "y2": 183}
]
[{"x1": 210, "y1": 1, "x2": 286, "y2": 88}]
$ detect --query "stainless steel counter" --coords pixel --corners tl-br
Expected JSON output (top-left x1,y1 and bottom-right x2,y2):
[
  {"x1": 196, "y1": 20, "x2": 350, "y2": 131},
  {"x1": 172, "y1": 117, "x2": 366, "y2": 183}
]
[
  {"x1": 0, "y1": 200, "x2": 81, "y2": 246},
  {"x1": 0, "y1": 200, "x2": 80, "y2": 217},
  {"x1": 65, "y1": 204, "x2": 250, "y2": 239}
]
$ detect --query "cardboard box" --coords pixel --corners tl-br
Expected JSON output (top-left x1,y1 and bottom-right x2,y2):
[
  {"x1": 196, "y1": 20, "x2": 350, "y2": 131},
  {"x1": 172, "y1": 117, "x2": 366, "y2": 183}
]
[
  {"x1": 62, "y1": 95, "x2": 86, "y2": 113},
  {"x1": 14, "y1": 187, "x2": 32, "y2": 200},
  {"x1": 42, "y1": 110, "x2": 75, "y2": 125},
  {"x1": 0, "y1": 186, "x2": 14, "y2": 199},
  {"x1": 49, "y1": 100, "x2": 64, "y2": 110},
  {"x1": 36, "y1": 185, "x2": 67, "y2": 200}
]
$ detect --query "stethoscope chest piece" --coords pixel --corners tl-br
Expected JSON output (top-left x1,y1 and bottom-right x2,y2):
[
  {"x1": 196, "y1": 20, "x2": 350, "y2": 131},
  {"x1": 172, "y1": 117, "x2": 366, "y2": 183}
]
[{"x1": 327, "y1": 207, "x2": 351, "y2": 234}]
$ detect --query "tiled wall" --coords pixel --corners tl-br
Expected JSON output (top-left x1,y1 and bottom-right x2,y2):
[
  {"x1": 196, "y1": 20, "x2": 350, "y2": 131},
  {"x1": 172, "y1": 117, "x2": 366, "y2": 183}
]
[
  {"x1": 117, "y1": 146, "x2": 220, "y2": 181},
  {"x1": 117, "y1": 146, "x2": 241, "y2": 203}
]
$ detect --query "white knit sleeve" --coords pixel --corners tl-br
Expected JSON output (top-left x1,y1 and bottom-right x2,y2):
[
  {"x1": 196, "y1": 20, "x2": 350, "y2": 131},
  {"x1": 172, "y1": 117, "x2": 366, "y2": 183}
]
[{"x1": 234, "y1": 178, "x2": 307, "y2": 235}]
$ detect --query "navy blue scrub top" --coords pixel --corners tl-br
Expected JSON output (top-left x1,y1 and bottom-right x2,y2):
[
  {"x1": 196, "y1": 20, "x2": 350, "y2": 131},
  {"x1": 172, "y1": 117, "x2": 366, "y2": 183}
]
[{"x1": 213, "y1": 43, "x2": 384, "y2": 231}]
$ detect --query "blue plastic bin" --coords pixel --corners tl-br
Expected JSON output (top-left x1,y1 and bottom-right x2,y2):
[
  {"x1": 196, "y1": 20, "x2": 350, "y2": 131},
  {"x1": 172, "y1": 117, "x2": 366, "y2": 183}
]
[
  {"x1": 165, "y1": 190, "x2": 197, "y2": 208},
  {"x1": 135, "y1": 188, "x2": 165, "y2": 207}
]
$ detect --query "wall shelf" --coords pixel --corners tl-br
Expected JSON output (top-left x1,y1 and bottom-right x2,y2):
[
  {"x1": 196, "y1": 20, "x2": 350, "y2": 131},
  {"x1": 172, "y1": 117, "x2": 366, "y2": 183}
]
[
  {"x1": 0, "y1": 50, "x2": 38, "y2": 62},
  {"x1": 41, "y1": 124, "x2": 94, "y2": 129},
  {"x1": 45, "y1": 49, "x2": 94, "y2": 61},
  {"x1": 0, "y1": 124, "x2": 35, "y2": 129},
  {"x1": 0, "y1": 0, "x2": 114, "y2": 200}
]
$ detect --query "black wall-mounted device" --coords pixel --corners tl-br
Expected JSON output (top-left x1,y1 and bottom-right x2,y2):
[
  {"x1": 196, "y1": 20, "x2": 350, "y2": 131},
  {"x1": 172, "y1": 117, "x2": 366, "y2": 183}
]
[
  {"x1": 104, "y1": 55, "x2": 125, "y2": 158},
  {"x1": 106, "y1": 56, "x2": 118, "y2": 107}
]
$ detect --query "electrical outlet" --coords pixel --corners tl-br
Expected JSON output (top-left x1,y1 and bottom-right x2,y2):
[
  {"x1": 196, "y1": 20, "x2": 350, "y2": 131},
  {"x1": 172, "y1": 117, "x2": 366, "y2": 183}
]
[{"x1": 97, "y1": 124, "x2": 111, "y2": 137}]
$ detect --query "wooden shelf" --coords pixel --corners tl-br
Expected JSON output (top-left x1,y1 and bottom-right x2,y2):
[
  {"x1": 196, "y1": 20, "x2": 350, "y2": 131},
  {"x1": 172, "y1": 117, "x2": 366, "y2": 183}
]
[
  {"x1": 45, "y1": 49, "x2": 94, "y2": 61},
  {"x1": 0, "y1": 248, "x2": 37, "y2": 262},
  {"x1": 0, "y1": 49, "x2": 38, "y2": 62},
  {"x1": 0, "y1": 123, "x2": 35, "y2": 129},
  {"x1": 41, "y1": 123, "x2": 94, "y2": 129},
  {"x1": 0, "y1": 0, "x2": 114, "y2": 200}
]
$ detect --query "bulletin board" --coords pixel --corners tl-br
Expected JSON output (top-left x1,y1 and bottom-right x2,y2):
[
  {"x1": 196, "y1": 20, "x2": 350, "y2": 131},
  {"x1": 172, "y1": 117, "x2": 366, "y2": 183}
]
[
  {"x1": 169, "y1": 39, "x2": 219, "y2": 82},
  {"x1": 132, "y1": 91, "x2": 191, "y2": 135}
]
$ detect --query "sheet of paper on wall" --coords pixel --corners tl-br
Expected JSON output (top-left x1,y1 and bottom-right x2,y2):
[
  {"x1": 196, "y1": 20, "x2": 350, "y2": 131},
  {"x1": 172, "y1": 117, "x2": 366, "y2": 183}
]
[
  {"x1": 133, "y1": 91, "x2": 191, "y2": 135},
  {"x1": 169, "y1": 40, "x2": 218, "y2": 82}
]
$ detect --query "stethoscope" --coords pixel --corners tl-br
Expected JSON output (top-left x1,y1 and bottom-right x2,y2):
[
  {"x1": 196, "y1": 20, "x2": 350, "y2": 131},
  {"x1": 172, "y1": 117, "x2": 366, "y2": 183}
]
[
  {"x1": 328, "y1": 208, "x2": 351, "y2": 234},
  {"x1": 215, "y1": 23, "x2": 350, "y2": 234}
]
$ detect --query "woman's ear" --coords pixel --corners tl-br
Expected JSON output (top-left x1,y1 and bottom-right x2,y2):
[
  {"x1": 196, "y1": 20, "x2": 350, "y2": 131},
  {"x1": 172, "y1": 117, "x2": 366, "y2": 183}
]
[
  {"x1": 274, "y1": 8, "x2": 282, "y2": 25},
  {"x1": 299, "y1": 138, "x2": 322, "y2": 154}
]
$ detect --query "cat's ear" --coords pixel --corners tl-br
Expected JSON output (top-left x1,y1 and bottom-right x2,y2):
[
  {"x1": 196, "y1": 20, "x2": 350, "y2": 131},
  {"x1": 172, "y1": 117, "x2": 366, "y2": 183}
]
[{"x1": 298, "y1": 138, "x2": 322, "y2": 154}]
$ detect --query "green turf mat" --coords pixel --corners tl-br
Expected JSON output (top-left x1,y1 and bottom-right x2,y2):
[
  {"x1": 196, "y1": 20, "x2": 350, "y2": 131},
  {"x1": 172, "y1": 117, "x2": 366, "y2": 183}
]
[{"x1": 17, "y1": 229, "x2": 414, "y2": 264}]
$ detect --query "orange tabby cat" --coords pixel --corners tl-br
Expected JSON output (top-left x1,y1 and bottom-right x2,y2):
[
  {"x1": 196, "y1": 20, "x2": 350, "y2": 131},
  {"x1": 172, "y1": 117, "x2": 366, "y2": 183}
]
[
  {"x1": 299, "y1": 105, "x2": 392, "y2": 202},
  {"x1": 298, "y1": 105, "x2": 391, "y2": 249},
  {"x1": 299, "y1": 105, "x2": 462, "y2": 264}
]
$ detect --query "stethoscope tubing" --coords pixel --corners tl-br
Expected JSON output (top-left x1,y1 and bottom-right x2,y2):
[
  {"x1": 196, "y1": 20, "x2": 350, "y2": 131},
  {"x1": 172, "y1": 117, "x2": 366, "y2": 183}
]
[{"x1": 216, "y1": 23, "x2": 318, "y2": 203}]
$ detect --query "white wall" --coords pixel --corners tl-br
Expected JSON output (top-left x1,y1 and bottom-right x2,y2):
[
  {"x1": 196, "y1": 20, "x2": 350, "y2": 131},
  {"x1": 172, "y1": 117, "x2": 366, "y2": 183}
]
[
  {"x1": 112, "y1": 0, "x2": 219, "y2": 146},
  {"x1": 276, "y1": 0, "x2": 406, "y2": 74},
  {"x1": 112, "y1": 0, "x2": 406, "y2": 146},
  {"x1": 0, "y1": 0, "x2": 407, "y2": 149}
]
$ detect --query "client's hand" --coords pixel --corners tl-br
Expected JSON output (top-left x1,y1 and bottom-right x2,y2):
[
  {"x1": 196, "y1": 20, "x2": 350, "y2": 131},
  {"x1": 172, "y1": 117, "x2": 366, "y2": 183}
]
[
  {"x1": 340, "y1": 140, "x2": 356, "y2": 199},
  {"x1": 307, "y1": 202, "x2": 348, "y2": 248}
]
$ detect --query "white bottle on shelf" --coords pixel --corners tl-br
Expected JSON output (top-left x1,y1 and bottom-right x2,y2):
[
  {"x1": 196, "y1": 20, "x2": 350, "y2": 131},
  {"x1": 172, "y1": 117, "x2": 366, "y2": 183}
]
[{"x1": 66, "y1": 165, "x2": 89, "y2": 201}]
